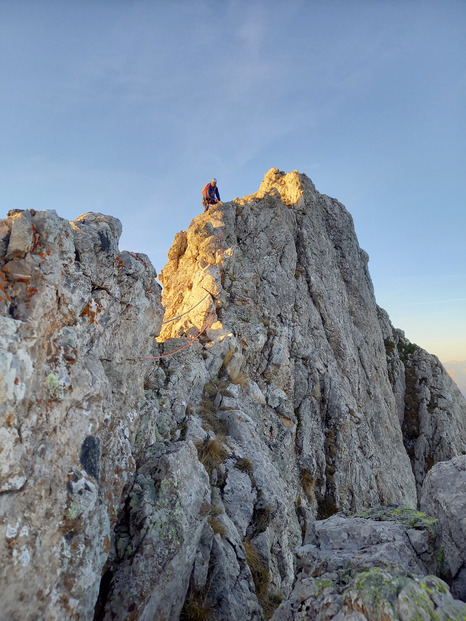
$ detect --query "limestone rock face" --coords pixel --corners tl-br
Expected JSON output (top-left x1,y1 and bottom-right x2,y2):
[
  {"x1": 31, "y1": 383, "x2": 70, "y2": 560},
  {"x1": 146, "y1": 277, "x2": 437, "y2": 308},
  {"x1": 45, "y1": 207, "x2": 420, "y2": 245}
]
[
  {"x1": 160, "y1": 168, "x2": 421, "y2": 517},
  {"x1": 101, "y1": 441, "x2": 211, "y2": 621},
  {"x1": 420, "y1": 455, "x2": 466, "y2": 601},
  {"x1": 0, "y1": 209, "x2": 162, "y2": 620},
  {"x1": 2, "y1": 169, "x2": 466, "y2": 620},
  {"x1": 127, "y1": 168, "x2": 464, "y2": 618}
]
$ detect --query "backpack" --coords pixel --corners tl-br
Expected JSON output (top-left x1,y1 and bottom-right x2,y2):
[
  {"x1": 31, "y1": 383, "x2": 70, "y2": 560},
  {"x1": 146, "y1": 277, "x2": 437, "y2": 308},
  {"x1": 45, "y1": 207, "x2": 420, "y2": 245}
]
[{"x1": 202, "y1": 183, "x2": 211, "y2": 198}]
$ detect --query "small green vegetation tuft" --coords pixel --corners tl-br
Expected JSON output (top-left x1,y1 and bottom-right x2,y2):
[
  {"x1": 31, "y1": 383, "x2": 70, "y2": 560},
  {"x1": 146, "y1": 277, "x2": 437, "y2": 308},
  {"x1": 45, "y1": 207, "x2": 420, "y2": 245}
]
[
  {"x1": 199, "y1": 380, "x2": 228, "y2": 435},
  {"x1": 244, "y1": 541, "x2": 269, "y2": 594},
  {"x1": 397, "y1": 341, "x2": 420, "y2": 360},
  {"x1": 384, "y1": 339, "x2": 396, "y2": 355},
  {"x1": 254, "y1": 505, "x2": 274, "y2": 534},
  {"x1": 208, "y1": 516, "x2": 227, "y2": 537},
  {"x1": 195, "y1": 436, "x2": 229, "y2": 476},
  {"x1": 235, "y1": 457, "x2": 253, "y2": 473},
  {"x1": 243, "y1": 540, "x2": 278, "y2": 617},
  {"x1": 315, "y1": 578, "x2": 335, "y2": 595},
  {"x1": 435, "y1": 546, "x2": 448, "y2": 578},
  {"x1": 229, "y1": 368, "x2": 249, "y2": 387},
  {"x1": 352, "y1": 505, "x2": 437, "y2": 535},
  {"x1": 263, "y1": 591, "x2": 283, "y2": 619},
  {"x1": 209, "y1": 503, "x2": 223, "y2": 517}
]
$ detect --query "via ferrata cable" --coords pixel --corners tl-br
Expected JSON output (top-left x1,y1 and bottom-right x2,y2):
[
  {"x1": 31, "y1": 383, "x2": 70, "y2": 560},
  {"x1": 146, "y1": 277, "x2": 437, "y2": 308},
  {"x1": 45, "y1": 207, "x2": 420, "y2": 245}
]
[{"x1": 147, "y1": 201, "x2": 224, "y2": 360}]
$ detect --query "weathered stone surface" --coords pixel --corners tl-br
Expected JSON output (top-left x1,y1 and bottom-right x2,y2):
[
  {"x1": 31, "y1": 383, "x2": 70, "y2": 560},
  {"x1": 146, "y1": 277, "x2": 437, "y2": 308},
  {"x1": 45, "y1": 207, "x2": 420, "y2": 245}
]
[
  {"x1": 272, "y1": 568, "x2": 466, "y2": 621},
  {"x1": 272, "y1": 510, "x2": 466, "y2": 620},
  {"x1": 100, "y1": 441, "x2": 210, "y2": 621},
  {"x1": 136, "y1": 343, "x2": 300, "y2": 619},
  {"x1": 0, "y1": 209, "x2": 162, "y2": 620},
  {"x1": 337, "y1": 569, "x2": 466, "y2": 621},
  {"x1": 300, "y1": 513, "x2": 430, "y2": 576},
  {"x1": 160, "y1": 168, "x2": 460, "y2": 521},
  {"x1": 420, "y1": 454, "x2": 466, "y2": 601},
  {"x1": 5, "y1": 210, "x2": 35, "y2": 259}
]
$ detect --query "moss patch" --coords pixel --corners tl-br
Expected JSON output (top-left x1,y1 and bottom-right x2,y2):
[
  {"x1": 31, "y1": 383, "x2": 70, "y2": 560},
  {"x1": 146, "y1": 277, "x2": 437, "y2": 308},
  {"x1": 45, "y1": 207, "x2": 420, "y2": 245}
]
[
  {"x1": 315, "y1": 578, "x2": 335, "y2": 595},
  {"x1": 351, "y1": 505, "x2": 437, "y2": 535},
  {"x1": 345, "y1": 568, "x2": 466, "y2": 621},
  {"x1": 348, "y1": 567, "x2": 410, "y2": 619}
]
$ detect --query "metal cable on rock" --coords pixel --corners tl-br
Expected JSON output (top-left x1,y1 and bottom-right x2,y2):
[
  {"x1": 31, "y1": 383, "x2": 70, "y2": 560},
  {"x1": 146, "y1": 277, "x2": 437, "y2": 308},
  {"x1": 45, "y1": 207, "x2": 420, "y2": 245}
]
[
  {"x1": 148, "y1": 201, "x2": 224, "y2": 360},
  {"x1": 161, "y1": 292, "x2": 211, "y2": 325},
  {"x1": 146, "y1": 310, "x2": 216, "y2": 360}
]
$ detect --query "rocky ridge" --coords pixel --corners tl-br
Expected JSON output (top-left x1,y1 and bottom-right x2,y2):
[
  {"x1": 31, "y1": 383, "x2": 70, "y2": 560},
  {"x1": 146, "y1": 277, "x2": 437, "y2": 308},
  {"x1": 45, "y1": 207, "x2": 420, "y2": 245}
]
[{"x1": 1, "y1": 169, "x2": 466, "y2": 620}]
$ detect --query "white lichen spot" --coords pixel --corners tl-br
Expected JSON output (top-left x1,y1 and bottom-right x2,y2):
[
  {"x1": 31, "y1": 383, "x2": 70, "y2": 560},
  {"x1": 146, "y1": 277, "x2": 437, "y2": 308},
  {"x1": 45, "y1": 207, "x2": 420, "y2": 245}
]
[
  {"x1": 67, "y1": 499, "x2": 80, "y2": 520},
  {"x1": 19, "y1": 525, "x2": 29, "y2": 537},
  {"x1": 5, "y1": 475, "x2": 27, "y2": 491},
  {"x1": 20, "y1": 547, "x2": 31, "y2": 567},
  {"x1": 6, "y1": 522, "x2": 20, "y2": 539}
]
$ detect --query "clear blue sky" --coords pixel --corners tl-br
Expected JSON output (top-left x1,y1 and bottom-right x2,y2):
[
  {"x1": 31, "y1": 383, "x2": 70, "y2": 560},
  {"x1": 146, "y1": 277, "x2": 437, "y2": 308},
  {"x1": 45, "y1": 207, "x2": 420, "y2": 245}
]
[{"x1": 1, "y1": 0, "x2": 465, "y2": 363}]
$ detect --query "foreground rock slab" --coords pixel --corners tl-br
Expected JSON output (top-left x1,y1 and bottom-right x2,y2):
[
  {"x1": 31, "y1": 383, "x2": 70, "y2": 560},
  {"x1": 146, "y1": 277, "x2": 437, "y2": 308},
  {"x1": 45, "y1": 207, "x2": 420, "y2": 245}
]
[{"x1": 272, "y1": 510, "x2": 466, "y2": 620}]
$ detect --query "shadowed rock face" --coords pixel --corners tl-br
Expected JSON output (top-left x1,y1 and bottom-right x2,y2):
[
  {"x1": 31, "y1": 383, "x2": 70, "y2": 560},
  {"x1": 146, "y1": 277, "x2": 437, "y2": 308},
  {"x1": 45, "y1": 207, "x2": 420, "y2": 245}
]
[
  {"x1": 420, "y1": 455, "x2": 466, "y2": 601},
  {"x1": 1, "y1": 170, "x2": 465, "y2": 621},
  {"x1": 380, "y1": 314, "x2": 466, "y2": 496}
]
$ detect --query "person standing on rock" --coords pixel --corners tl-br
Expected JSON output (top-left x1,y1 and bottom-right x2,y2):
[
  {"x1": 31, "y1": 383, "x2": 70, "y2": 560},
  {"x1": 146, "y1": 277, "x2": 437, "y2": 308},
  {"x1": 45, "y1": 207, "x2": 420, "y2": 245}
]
[{"x1": 202, "y1": 178, "x2": 221, "y2": 210}]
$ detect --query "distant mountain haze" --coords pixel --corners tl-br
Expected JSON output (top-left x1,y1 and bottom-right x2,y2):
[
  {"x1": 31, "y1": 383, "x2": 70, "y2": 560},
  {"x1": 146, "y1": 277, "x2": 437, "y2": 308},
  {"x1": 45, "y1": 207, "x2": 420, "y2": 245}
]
[{"x1": 445, "y1": 361, "x2": 466, "y2": 397}]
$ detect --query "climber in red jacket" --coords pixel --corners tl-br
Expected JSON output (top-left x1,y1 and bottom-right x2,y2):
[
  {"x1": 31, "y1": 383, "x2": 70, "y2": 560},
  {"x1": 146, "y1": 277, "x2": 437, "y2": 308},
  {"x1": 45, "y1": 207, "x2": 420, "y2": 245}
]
[{"x1": 202, "y1": 178, "x2": 221, "y2": 210}]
